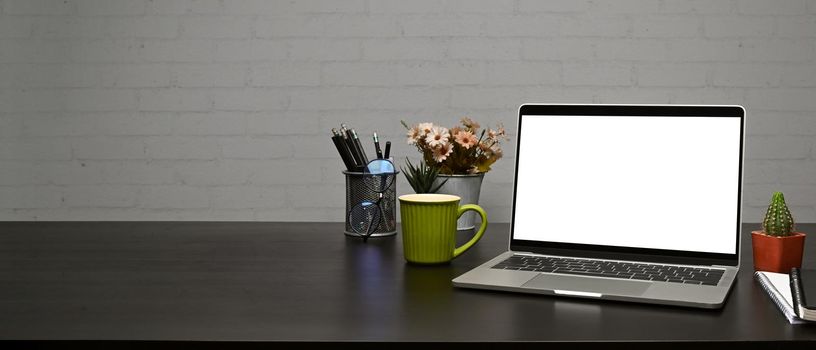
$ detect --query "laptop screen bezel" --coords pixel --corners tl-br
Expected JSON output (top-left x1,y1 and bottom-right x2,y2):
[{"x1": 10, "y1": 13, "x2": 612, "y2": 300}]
[{"x1": 510, "y1": 104, "x2": 745, "y2": 267}]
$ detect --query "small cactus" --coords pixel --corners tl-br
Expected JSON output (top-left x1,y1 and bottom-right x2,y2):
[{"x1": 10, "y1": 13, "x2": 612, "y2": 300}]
[{"x1": 761, "y1": 192, "x2": 795, "y2": 237}]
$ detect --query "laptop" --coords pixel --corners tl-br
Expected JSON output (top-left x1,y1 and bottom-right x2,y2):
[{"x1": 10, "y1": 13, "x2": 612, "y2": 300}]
[{"x1": 452, "y1": 104, "x2": 745, "y2": 309}]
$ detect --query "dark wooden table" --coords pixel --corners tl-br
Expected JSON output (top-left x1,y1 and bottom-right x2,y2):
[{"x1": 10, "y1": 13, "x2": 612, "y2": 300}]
[{"x1": 1, "y1": 222, "x2": 815, "y2": 348}]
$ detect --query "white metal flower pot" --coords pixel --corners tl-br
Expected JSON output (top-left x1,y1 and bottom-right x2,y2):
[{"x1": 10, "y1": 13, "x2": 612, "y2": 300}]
[{"x1": 433, "y1": 173, "x2": 484, "y2": 231}]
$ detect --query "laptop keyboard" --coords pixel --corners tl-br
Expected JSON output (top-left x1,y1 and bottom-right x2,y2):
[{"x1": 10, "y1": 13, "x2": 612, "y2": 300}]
[{"x1": 491, "y1": 255, "x2": 724, "y2": 286}]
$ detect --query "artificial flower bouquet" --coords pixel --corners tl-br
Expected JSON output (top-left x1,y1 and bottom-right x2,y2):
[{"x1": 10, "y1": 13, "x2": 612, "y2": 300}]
[{"x1": 402, "y1": 117, "x2": 508, "y2": 175}]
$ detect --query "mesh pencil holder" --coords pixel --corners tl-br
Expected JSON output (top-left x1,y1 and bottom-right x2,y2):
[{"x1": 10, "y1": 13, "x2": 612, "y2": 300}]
[{"x1": 343, "y1": 170, "x2": 398, "y2": 237}]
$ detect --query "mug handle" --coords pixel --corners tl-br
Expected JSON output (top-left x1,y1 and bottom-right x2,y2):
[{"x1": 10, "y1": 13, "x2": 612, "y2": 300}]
[{"x1": 453, "y1": 204, "x2": 488, "y2": 258}]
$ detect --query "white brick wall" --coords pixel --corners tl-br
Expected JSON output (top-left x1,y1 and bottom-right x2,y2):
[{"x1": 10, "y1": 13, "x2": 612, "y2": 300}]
[{"x1": 1, "y1": 0, "x2": 815, "y2": 223}]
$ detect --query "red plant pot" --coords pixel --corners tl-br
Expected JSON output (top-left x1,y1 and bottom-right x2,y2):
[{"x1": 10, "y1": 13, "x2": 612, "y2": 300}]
[{"x1": 751, "y1": 231, "x2": 806, "y2": 273}]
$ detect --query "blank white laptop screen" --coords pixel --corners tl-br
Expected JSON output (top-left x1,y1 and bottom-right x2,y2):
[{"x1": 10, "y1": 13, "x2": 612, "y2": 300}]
[{"x1": 513, "y1": 115, "x2": 742, "y2": 254}]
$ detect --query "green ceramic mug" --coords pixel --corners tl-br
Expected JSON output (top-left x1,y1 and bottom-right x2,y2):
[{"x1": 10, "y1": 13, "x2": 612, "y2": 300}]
[{"x1": 399, "y1": 193, "x2": 488, "y2": 264}]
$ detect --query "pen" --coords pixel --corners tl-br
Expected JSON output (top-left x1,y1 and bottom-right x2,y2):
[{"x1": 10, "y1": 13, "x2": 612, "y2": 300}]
[
  {"x1": 384, "y1": 141, "x2": 391, "y2": 160},
  {"x1": 373, "y1": 132, "x2": 383, "y2": 159},
  {"x1": 350, "y1": 129, "x2": 368, "y2": 165}
]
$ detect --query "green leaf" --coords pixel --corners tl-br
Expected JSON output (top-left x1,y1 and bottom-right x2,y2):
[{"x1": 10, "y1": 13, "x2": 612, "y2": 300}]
[
  {"x1": 401, "y1": 157, "x2": 446, "y2": 193},
  {"x1": 429, "y1": 176, "x2": 448, "y2": 193}
]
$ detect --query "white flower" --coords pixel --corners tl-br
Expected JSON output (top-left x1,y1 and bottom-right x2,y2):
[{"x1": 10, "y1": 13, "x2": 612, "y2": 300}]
[
  {"x1": 461, "y1": 117, "x2": 480, "y2": 130},
  {"x1": 432, "y1": 142, "x2": 453, "y2": 163},
  {"x1": 455, "y1": 130, "x2": 478, "y2": 149},
  {"x1": 417, "y1": 123, "x2": 434, "y2": 136},
  {"x1": 406, "y1": 126, "x2": 420, "y2": 145},
  {"x1": 424, "y1": 126, "x2": 450, "y2": 148},
  {"x1": 487, "y1": 129, "x2": 498, "y2": 141}
]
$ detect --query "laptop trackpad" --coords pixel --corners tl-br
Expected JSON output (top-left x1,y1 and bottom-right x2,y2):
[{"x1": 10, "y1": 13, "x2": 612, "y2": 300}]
[{"x1": 522, "y1": 274, "x2": 651, "y2": 296}]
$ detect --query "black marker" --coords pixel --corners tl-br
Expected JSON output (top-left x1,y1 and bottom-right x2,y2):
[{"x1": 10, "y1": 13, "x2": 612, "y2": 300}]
[
  {"x1": 384, "y1": 141, "x2": 391, "y2": 160},
  {"x1": 373, "y1": 132, "x2": 383, "y2": 159},
  {"x1": 350, "y1": 129, "x2": 368, "y2": 165},
  {"x1": 340, "y1": 124, "x2": 362, "y2": 168},
  {"x1": 331, "y1": 128, "x2": 356, "y2": 171}
]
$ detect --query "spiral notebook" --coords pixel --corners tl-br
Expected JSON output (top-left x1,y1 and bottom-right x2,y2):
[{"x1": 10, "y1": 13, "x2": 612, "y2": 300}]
[
  {"x1": 790, "y1": 268, "x2": 816, "y2": 321},
  {"x1": 754, "y1": 271, "x2": 806, "y2": 324}
]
